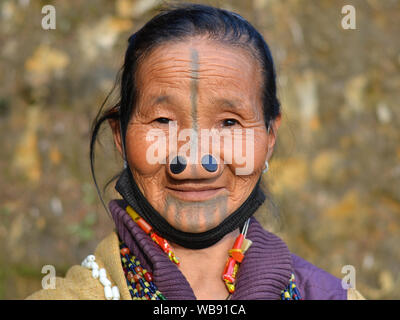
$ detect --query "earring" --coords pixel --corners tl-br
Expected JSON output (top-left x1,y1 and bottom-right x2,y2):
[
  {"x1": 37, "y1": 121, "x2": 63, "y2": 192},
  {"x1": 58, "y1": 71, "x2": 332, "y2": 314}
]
[{"x1": 263, "y1": 160, "x2": 269, "y2": 173}]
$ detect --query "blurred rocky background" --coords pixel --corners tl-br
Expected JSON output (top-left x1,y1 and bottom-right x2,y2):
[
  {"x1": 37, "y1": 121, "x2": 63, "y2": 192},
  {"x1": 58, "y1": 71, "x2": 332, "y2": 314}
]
[{"x1": 0, "y1": 0, "x2": 399, "y2": 299}]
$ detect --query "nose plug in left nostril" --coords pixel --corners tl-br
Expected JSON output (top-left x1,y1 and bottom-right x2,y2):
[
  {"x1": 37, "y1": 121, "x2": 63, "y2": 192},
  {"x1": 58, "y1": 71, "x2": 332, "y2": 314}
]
[
  {"x1": 201, "y1": 154, "x2": 218, "y2": 172},
  {"x1": 170, "y1": 156, "x2": 187, "y2": 174}
]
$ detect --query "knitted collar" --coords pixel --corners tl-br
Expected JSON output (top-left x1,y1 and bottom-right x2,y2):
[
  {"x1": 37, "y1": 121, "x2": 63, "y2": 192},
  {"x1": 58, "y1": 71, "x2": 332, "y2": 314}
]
[
  {"x1": 109, "y1": 199, "x2": 293, "y2": 300},
  {"x1": 115, "y1": 168, "x2": 266, "y2": 249}
]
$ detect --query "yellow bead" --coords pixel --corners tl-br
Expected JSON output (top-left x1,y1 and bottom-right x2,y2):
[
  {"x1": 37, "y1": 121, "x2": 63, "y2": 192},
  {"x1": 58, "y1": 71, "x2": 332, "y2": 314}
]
[
  {"x1": 126, "y1": 206, "x2": 141, "y2": 222},
  {"x1": 225, "y1": 282, "x2": 235, "y2": 293}
]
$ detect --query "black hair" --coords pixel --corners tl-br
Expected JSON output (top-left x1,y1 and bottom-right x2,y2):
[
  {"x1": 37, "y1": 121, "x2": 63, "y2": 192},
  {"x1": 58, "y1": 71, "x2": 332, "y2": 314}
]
[{"x1": 90, "y1": 3, "x2": 281, "y2": 212}]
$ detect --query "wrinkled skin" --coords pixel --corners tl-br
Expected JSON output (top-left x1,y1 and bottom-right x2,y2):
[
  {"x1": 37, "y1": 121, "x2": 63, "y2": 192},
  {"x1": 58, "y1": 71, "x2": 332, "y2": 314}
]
[{"x1": 110, "y1": 37, "x2": 281, "y2": 299}]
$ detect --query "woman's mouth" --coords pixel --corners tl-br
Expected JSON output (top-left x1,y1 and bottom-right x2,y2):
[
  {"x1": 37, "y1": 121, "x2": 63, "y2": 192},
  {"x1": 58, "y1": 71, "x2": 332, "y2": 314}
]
[{"x1": 165, "y1": 186, "x2": 226, "y2": 202}]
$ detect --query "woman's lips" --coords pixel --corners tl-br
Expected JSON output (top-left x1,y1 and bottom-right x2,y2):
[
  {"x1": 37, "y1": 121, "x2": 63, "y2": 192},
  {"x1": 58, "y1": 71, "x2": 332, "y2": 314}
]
[{"x1": 166, "y1": 186, "x2": 226, "y2": 202}]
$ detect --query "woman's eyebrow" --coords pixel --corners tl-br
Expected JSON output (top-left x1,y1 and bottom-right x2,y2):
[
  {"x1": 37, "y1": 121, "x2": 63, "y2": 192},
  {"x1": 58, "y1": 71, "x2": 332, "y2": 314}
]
[
  {"x1": 147, "y1": 95, "x2": 242, "y2": 112},
  {"x1": 145, "y1": 95, "x2": 179, "y2": 110},
  {"x1": 151, "y1": 95, "x2": 171, "y2": 106},
  {"x1": 212, "y1": 97, "x2": 240, "y2": 110}
]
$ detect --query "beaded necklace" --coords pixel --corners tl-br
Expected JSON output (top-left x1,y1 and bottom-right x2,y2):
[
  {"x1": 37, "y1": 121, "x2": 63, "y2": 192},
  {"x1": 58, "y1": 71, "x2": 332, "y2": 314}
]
[
  {"x1": 122, "y1": 204, "x2": 301, "y2": 300},
  {"x1": 120, "y1": 242, "x2": 166, "y2": 300},
  {"x1": 280, "y1": 274, "x2": 302, "y2": 300}
]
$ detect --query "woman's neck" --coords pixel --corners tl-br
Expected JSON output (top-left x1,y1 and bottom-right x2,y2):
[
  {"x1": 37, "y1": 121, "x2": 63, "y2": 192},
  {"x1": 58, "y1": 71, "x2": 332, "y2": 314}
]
[{"x1": 170, "y1": 228, "x2": 240, "y2": 300}]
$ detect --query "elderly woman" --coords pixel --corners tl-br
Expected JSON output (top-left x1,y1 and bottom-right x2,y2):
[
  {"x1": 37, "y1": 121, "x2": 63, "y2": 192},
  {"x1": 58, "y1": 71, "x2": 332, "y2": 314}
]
[{"x1": 27, "y1": 4, "x2": 363, "y2": 300}]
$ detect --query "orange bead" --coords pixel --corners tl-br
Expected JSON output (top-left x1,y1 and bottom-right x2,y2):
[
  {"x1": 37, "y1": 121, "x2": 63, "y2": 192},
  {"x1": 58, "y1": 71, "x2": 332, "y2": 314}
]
[
  {"x1": 133, "y1": 274, "x2": 141, "y2": 283},
  {"x1": 135, "y1": 266, "x2": 143, "y2": 274},
  {"x1": 127, "y1": 272, "x2": 134, "y2": 282},
  {"x1": 230, "y1": 249, "x2": 244, "y2": 263},
  {"x1": 136, "y1": 218, "x2": 153, "y2": 234},
  {"x1": 120, "y1": 247, "x2": 130, "y2": 256}
]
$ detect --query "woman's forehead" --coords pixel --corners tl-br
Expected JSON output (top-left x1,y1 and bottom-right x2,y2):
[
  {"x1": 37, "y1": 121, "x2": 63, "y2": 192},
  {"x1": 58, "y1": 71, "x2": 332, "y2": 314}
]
[{"x1": 135, "y1": 39, "x2": 263, "y2": 107}]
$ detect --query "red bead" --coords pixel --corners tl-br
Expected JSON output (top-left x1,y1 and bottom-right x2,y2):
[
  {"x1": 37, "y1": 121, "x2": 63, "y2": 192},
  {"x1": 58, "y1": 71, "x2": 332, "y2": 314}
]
[
  {"x1": 144, "y1": 271, "x2": 153, "y2": 282},
  {"x1": 136, "y1": 283, "x2": 142, "y2": 292},
  {"x1": 233, "y1": 234, "x2": 244, "y2": 249},
  {"x1": 120, "y1": 247, "x2": 130, "y2": 255},
  {"x1": 222, "y1": 257, "x2": 236, "y2": 283},
  {"x1": 135, "y1": 266, "x2": 143, "y2": 274}
]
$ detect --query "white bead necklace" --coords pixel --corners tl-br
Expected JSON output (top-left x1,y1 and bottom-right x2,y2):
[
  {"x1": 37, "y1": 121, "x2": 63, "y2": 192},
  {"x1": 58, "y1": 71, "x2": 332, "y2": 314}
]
[{"x1": 81, "y1": 254, "x2": 120, "y2": 300}]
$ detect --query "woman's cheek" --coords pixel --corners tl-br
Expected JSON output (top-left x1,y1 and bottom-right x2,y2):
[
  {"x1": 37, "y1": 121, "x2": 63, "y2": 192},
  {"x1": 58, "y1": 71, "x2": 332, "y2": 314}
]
[
  {"x1": 125, "y1": 125, "x2": 165, "y2": 176},
  {"x1": 253, "y1": 129, "x2": 269, "y2": 171},
  {"x1": 221, "y1": 128, "x2": 268, "y2": 175}
]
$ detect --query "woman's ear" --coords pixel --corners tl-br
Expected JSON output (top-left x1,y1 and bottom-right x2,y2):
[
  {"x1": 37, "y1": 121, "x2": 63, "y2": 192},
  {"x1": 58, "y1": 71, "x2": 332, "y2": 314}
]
[
  {"x1": 108, "y1": 118, "x2": 124, "y2": 158},
  {"x1": 266, "y1": 112, "x2": 281, "y2": 160}
]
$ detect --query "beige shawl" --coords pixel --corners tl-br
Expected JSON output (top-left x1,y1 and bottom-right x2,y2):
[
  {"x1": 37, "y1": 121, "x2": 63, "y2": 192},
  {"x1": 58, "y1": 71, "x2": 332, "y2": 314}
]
[{"x1": 26, "y1": 231, "x2": 364, "y2": 300}]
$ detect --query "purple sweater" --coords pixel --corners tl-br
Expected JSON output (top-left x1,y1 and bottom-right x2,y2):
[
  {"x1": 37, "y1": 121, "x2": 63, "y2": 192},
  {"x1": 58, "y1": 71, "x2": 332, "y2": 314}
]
[{"x1": 109, "y1": 199, "x2": 347, "y2": 300}]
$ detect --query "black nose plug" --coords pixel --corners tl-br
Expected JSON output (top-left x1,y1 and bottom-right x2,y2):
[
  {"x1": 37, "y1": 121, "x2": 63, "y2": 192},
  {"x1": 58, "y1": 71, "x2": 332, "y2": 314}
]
[
  {"x1": 170, "y1": 156, "x2": 187, "y2": 174},
  {"x1": 201, "y1": 154, "x2": 218, "y2": 172}
]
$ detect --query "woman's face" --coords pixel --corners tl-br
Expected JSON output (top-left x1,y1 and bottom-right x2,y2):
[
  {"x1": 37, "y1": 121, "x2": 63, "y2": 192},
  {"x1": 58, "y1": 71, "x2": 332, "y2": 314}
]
[{"x1": 112, "y1": 38, "x2": 280, "y2": 233}]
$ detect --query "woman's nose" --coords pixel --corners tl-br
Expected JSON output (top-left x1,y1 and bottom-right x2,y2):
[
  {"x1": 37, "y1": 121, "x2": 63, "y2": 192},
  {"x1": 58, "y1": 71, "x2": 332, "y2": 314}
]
[{"x1": 167, "y1": 154, "x2": 221, "y2": 179}]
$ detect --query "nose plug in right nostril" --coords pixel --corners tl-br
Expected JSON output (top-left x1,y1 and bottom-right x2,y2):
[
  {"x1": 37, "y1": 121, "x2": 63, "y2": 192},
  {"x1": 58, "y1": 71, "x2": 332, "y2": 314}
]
[
  {"x1": 201, "y1": 154, "x2": 218, "y2": 172},
  {"x1": 170, "y1": 156, "x2": 187, "y2": 174}
]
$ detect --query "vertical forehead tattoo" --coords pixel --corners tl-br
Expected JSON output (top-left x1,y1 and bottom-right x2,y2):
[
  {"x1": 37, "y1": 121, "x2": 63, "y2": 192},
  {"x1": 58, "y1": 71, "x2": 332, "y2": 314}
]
[
  {"x1": 190, "y1": 48, "x2": 199, "y2": 133},
  {"x1": 188, "y1": 48, "x2": 200, "y2": 171}
]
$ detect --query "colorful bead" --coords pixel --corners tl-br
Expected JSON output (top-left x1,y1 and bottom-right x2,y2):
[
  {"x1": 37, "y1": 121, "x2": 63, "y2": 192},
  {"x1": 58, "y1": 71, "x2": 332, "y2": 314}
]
[
  {"x1": 125, "y1": 206, "x2": 141, "y2": 222},
  {"x1": 222, "y1": 257, "x2": 236, "y2": 283},
  {"x1": 134, "y1": 266, "x2": 143, "y2": 274},
  {"x1": 144, "y1": 271, "x2": 153, "y2": 282},
  {"x1": 121, "y1": 210, "x2": 260, "y2": 299},
  {"x1": 221, "y1": 219, "x2": 252, "y2": 296},
  {"x1": 120, "y1": 247, "x2": 130, "y2": 256},
  {"x1": 226, "y1": 283, "x2": 235, "y2": 294},
  {"x1": 126, "y1": 272, "x2": 134, "y2": 282},
  {"x1": 133, "y1": 274, "x2": 141, "y2": 283},
  {"x1": 232, "y1": 234, "x2": 244, "y2": 249},
  {"x1": 280, "y1": 274, "x2": 302, "y2": 300},
  {"x1": 241, "y1": 239, "x2": 253, "y2": 253},
  {"x1": 228, "y1": 248, "x2": 244, "y2": 263},
  {"x1": 150, "y1": 232, "x2": 180, "y2": 265},
  {"x1": 119, "y1": 242, "x2": 166, "y2": 300},
  {"x1": 126, "y1": 205, "x2": 180, "y2": 265},
  {"x1": 136, "y1": 218, "x2": 153, "y2": 234}
]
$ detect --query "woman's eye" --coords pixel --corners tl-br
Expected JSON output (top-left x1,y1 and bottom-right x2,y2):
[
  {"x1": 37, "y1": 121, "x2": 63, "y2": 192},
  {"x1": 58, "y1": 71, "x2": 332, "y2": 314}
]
[
  {"x1": 222, "y1": 119, "x2": 239, "y2": 127},
  {"x1": 155, "y1": 117, "x2": 171, "y2": 124}
]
